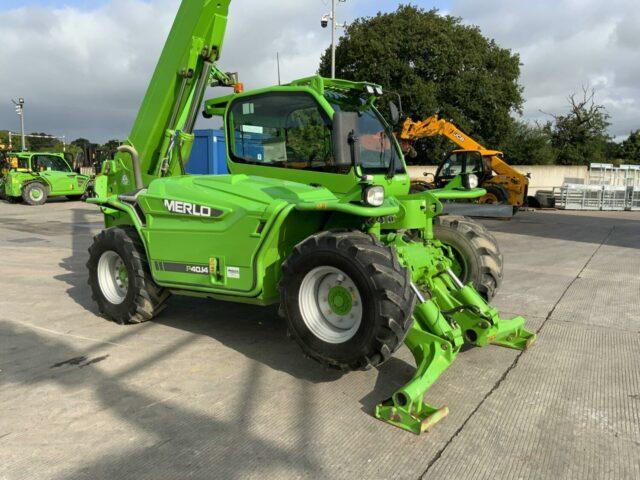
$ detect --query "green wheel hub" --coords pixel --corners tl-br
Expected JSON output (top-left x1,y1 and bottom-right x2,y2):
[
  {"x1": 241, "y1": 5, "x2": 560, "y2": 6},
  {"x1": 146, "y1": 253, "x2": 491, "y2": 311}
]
[
  {"x1": 328, "y1": 285, "x2": 353, "y2": 316},
  {"x1": 31, "y1": 188, "x2": 42, "y2": 200}
]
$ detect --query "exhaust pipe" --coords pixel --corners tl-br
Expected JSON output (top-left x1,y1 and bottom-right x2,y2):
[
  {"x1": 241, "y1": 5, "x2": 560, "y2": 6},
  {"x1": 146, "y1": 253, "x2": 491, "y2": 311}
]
[{"x1": 117, "y1": 145, "x2": 144, "y2": 190}]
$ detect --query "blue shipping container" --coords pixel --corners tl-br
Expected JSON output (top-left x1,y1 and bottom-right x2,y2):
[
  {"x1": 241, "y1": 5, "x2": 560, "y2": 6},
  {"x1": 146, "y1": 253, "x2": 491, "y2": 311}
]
[{"x1": 187, "y1": 129, "x2": 229, "y2": 175}]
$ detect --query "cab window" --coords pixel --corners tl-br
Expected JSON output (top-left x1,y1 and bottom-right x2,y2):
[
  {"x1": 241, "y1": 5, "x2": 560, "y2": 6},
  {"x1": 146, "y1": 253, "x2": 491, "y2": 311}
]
[
  {"x1": 31, "y1": 155, "x2": 71, "y2": 172},
  {"x1": 228, "y1": 93, "x2": 339, "y2": 172},
  {"x1": 439, "y1": 151, "x2": 483, "y2": 179}
]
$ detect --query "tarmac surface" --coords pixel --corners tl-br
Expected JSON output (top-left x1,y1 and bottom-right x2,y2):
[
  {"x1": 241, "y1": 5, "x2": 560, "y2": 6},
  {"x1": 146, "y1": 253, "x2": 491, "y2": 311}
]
[{"x1": 1, "y1": 200, "x2": 639, "y2": 479}]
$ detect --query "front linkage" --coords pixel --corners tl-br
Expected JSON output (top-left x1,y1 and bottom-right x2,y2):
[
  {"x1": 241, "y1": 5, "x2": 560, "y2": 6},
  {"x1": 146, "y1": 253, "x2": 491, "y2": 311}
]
[{"x1": 374, "y1": 192, "x2": 536, "y2": 434}]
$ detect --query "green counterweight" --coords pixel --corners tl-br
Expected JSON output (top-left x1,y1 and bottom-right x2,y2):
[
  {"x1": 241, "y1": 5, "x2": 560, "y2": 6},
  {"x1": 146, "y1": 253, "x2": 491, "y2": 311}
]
[{"x1": 87, "y1": 0, "x2": 535, "y2": 435}]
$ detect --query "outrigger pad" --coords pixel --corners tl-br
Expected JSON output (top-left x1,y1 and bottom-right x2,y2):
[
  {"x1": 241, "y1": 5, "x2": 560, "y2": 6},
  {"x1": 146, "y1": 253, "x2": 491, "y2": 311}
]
[
  {"x1": 374, "y1": 285, "x2": 536, "y2": 434},
  {"x1": 376, "y1": 400, "x2": 448, "y2": 435}
]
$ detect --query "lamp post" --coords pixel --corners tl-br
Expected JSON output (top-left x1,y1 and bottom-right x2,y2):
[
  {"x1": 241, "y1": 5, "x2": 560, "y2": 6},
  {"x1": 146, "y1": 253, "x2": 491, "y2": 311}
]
[
  {"x1": 12, "y1": 98, "x2": 26, "y2": 151},
  {"x1": 321, "y1": 0, "x2": 347, "y2": 79}
]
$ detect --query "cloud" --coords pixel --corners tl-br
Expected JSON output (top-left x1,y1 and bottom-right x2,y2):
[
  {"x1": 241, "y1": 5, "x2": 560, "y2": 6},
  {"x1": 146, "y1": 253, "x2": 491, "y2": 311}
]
[
  {"x1": 450, "y1": 0, "x2": 640, "y2": 137},
  {"x1": 0, "y1": 0, "x2": 363, "y2": 142},
  {"x1": 1, "y1": 0, "x2": 638, "y2": 142}
]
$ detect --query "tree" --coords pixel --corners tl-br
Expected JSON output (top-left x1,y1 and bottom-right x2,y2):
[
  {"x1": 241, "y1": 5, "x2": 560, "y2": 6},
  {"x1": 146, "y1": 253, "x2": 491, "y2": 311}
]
[
  {"x1": 500, "y1": 121, "x2": 555, "y2": 165},
  {"x1": 618, "y1": 130, "x2": 640, "y2": 164},
  {"x1": 544, "y1": 88, "x2": 611, "y2": 165},
  {"x1": 27, "y1": 132, "x2": 59, "y2": 152},
  {"x1": 101, "y1": 139, "x2": 121, "y2": 159},
  {"x1": 319, "y1": 5, "x2": 523, "y2": 163},
  {"x1": 71, "y1": 138, "x2": 92, "y2": 150}
]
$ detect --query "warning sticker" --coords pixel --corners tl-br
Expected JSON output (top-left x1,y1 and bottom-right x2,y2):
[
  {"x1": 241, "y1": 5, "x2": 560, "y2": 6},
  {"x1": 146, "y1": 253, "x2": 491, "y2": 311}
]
[{"x1": 226, "y1": 266, "x2": 240, "y2": 279}]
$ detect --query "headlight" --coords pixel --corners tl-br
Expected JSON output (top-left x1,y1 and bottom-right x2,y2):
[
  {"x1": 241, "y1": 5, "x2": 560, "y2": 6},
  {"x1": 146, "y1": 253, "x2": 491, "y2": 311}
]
[
  {"x1": 462, "y1": 173, "x2": 479, "y2": 189},
  {"x1": 363, "y1": 185, "x2": 385, "y2": 207},
  {"x1": 365, "y1": 85, "x2": 375, "y2": 94}
]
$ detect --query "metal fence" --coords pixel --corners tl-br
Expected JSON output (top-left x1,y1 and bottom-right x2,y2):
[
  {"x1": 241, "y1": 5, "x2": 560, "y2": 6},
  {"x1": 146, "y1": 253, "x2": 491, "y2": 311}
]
[{"x1": 554, "y1": 163, "x2": 640, "y2": 210}]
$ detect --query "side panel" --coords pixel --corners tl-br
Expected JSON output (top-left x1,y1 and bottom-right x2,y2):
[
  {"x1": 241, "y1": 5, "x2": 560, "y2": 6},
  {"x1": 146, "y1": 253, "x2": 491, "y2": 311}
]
[
  {"x1": 139, "y1": 181, "x2": 284, "y2": 294},
  {"x1": 39, "y1": 171, "x2": 78, "y2": 195}
]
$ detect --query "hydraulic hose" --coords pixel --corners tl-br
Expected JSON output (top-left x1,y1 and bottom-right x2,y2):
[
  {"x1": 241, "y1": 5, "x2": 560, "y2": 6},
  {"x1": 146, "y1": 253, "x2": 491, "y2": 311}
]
[{"x1": 117, "y1": 145, "x2": 144, "y2": 190}]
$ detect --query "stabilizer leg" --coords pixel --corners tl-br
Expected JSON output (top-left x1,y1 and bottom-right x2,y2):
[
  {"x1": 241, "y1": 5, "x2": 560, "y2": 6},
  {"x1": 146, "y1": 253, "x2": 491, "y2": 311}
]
[{"x1": 375, "y1": 300, "x2": 461, "y2": 434}]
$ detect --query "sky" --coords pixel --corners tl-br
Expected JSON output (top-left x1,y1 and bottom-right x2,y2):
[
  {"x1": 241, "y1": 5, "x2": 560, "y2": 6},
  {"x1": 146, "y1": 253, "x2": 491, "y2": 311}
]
[{"x1": 0, "y1": 0, "x2": 638, "y2": 143}]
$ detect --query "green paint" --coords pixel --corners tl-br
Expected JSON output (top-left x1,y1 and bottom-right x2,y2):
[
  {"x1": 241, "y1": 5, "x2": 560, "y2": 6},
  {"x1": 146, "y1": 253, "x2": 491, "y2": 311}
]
[
  {"x1": 328, "y1": 285, "x2": 352, "y2": 316},
  {"x1": 86, "y1": 0, "x2": 535, "y2": 435},
  {"x1": 1, "y1": 152, "x2": 89, "y2": 204}
]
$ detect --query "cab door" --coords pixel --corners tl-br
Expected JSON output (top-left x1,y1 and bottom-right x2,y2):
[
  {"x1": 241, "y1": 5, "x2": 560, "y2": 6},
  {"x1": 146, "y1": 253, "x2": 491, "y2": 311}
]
[{"x1": 32, "y1": 154, "x2": 78, "y2": 195}]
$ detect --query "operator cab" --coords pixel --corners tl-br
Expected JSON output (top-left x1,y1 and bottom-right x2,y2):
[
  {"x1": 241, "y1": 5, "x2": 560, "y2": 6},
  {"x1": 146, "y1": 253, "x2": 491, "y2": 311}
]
[
  {"x1": 30, "y1": 154, "x2": 73, "y2": 173},
  {"x1": 435, "y1": 150, "x2": 492, "y2": 187},
  {"x1": 224, "y1": 89, "x2": 404, "y2": 177}
]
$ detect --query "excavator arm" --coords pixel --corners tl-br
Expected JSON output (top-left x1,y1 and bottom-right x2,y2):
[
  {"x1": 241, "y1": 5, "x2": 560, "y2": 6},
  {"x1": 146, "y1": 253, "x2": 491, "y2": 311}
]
[{"x1": 96, "y1": 0, "x2": 236, "y2": 198}]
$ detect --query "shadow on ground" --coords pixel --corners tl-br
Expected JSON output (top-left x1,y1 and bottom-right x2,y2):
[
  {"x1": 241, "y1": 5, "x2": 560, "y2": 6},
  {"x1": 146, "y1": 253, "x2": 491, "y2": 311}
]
[{"x1": 2, "y1": 319, "x2": 328, "y2": 479}]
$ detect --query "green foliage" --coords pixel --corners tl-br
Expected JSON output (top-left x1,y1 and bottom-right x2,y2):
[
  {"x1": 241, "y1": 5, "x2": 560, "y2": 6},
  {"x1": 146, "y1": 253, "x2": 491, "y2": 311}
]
[
  {"x1": 618, "y1": 130, "x2": 640, "y2": 164},
  {"x1": 71, "y1": 138, "x2": 92, "y2": 149},
  {"x1": 101, "y1": 139, "x2": 121, "y2": 158},
  {"x1": 26, "y1": 132, "x2": 60, "y2": 152},
  {"x1": 500, "y1": 121, "x2": 556, "y2": 165},
  {"x1": 319, "y1": 4, "x2": 523, "y2": 164}
]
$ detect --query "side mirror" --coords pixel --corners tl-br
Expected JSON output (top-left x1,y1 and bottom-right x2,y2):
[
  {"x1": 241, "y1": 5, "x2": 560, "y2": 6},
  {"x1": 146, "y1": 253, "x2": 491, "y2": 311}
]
[
  {"x1": 389, "y1": 101, "x2": 400, "y2": 126},
  {"x1": 332, "y1": 111, "x2": 360, "y2": 168}
]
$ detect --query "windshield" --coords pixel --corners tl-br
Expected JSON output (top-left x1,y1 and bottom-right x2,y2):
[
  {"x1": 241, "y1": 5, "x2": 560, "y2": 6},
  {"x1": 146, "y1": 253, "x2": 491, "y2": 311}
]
[
  {"x1": 326, "y1": 91, "x2": 404, "y2": 174},
  {"x1": 31, "y1": 155, "x2": 71, "y2": 172}
]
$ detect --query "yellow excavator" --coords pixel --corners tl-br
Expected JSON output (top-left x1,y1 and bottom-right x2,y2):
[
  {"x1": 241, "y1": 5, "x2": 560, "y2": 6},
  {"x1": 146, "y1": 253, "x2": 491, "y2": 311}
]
[{"x1": 400, "y1": 115, "x2": 529, "y2": 209}]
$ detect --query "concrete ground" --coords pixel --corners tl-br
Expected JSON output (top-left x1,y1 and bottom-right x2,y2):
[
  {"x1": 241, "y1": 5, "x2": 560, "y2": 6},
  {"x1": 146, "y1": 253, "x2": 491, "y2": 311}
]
[{"x1": 1, "y1": 200, "x2": 639, "y2": 480}]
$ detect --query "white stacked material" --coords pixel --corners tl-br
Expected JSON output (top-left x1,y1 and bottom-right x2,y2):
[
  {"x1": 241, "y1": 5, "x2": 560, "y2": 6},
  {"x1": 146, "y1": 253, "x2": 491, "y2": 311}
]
[
  {"x1": 630, "y1": 188, "x2": 640, "y2": 211},
  {"x1": 601, "y1": 185, "x2": 627, "y2": 210},
  {"x1": 553, "y1": 184, "x2": 603, "y2": 210},
  {"x1": 618, "y1": 165, "x2": 640, "y2": 187}
]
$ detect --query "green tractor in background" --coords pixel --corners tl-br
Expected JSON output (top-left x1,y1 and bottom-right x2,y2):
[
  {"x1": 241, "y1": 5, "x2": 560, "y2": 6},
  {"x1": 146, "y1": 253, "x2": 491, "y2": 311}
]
[
  {"x1": 86, "y1": 0, "x2": 533, "y2": 434},
  {"x1": 0, "y1": 151, "x2": 91, "y2": 205}
]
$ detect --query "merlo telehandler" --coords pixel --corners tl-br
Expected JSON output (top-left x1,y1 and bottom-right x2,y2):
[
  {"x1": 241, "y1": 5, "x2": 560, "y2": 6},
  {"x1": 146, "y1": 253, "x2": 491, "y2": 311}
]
[
  {"x1": 86, "y1": 0, "x2": 534, "y2": 434},
  {"x1": 0, "y1": 151, "x2": 90, "y2": 205}
]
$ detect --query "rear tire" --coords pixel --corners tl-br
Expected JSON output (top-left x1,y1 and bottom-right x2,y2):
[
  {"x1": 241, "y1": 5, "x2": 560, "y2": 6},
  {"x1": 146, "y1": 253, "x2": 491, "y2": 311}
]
[
  {"x1": 22, "y1": 182, "x2": 48, "y2": 206},
  {"x1": 87, "y1": 226, "x2": 170, "y2": 324},
  {"x1": 433, "y1": 216, "x2": 503, "y2": 301},
  {"x1": 279, "y1": 230, "x2": 416, "y2": 371}
]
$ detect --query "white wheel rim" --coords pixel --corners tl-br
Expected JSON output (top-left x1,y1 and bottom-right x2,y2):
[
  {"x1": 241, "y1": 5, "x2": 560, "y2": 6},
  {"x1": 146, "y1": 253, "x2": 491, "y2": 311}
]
[
  {"x1": 97, "y1": 250, "x2": 129, "y2": 305},
  {"x1": 298, "y1": 266, "x2": 363, "y2": 344},
  {"x1": 30, "y1": 188, "x2": 42, "y2": 201}
]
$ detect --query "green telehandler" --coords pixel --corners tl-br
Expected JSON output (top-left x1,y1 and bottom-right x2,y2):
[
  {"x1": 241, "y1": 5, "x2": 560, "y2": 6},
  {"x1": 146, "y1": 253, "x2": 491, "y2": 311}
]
[
  {"x1": 86, "y1": 0, "x2": 534, "y2": 434},
  {"x1": 0, "y1": 151, "x2": 90, "y2": 205}
]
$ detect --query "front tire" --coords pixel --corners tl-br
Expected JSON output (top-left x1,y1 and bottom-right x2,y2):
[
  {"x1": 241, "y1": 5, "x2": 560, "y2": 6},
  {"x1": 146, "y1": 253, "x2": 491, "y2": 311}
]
[
  {"x1": 87, "y1": 226, "x2": 170, "y2": 324},
  {"x1": 22, "y1": 182, "x2": 48, "y2": 205},
  {"x1": 481, "y1": 185, "x2": 510, "y2": 204},
  {"x1": 434, "y1": 215, "x2": 503, "y2": 301},
  {"x1": 279, "y1": 230, "x2": 416, "y2": 371}
]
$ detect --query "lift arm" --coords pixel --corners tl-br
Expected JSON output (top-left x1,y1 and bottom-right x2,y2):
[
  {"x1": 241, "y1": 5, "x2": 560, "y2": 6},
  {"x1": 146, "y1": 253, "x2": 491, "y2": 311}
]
[
  {"x1": 400, "y1": 115, "x2": 485, "y2": 151},
  {"x1": 100, "y1": 0, "x2": 235, "y2": 196}
]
